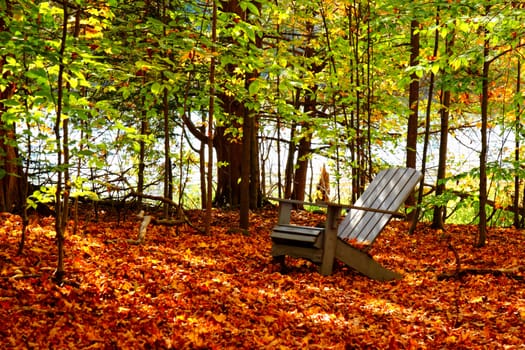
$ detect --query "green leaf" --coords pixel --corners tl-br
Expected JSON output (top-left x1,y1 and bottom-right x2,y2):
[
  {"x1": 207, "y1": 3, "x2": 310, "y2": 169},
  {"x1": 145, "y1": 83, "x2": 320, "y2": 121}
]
[
  {"x1": 6, "y1": 56, "x2": 17, "y2": 66},
  {"x1": 241, "y1": 23, "x2": 256, "y2": 43},
  {"x1": 240, "y1": 1, "x2": 259, "y2": 16},
  {"x1": 430, "y1": 63, "x2": 440, "y2": 76},
  {"x1": 120, "y1": 86, "x2": 130, "y2": 99},
  {"x1": 151, "y1": 82, "x2": 163, "y2": 95},
  {"x1": 248, "y1": 79, "x2": 260, "y2": 95},
  {"x1": 71, "y1": 190, "x2": 99, "y2": 201},
  {"x1": 76, "y1": 149, "x2": 95, "y2": 157}
]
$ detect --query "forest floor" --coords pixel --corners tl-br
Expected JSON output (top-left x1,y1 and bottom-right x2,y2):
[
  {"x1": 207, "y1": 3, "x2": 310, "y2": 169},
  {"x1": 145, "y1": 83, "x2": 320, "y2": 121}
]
[{"x1": 1, "y1": 206, "x2": 525, "y2": 349}]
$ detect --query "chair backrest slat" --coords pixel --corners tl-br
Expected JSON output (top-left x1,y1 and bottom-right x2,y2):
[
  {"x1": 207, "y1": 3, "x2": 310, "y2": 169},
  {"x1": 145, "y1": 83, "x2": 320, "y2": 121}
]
[{"x1": 338, "y1": 168, "x2": 422, "y2": 243}]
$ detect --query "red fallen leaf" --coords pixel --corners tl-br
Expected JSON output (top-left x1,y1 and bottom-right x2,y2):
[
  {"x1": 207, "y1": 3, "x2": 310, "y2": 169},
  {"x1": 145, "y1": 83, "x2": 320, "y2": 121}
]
[
  {"x1": 389, "y1": 336, "x2": 400, "y2": 349},
  {"x1": 1, "y1": 208, "x2": 525, "y2": 348}
]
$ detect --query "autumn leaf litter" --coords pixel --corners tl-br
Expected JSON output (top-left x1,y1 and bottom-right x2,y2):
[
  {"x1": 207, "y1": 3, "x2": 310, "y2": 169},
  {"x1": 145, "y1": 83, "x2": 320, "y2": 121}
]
[{"x1": 1, "y1": 208, "x2": 524, "y2": 349}]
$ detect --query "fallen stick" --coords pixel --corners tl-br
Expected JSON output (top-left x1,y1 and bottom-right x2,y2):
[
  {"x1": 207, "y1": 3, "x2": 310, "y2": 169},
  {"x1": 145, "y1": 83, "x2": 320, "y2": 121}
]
[
  {"x1": 127, "y1": 211, "x2": 152, "y2": 245},
  {"x1": 438, "y1": 267, "x2": 525, "y2": 281}
]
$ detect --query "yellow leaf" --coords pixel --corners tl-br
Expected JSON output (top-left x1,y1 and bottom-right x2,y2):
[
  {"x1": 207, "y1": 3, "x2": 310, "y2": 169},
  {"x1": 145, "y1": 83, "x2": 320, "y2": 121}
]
[
  {"x1": 262, "y1": 315, "x2": 276, "y2": 323},
  {"x1": 445, "y1": 335, "x2": 457, "y2": 343},
  {"x1": 470, "y1": 296, "x2": 484, "y2": 303},
  {"x1": 213, "y1": 313, "x2": 227, "y2": 323}
]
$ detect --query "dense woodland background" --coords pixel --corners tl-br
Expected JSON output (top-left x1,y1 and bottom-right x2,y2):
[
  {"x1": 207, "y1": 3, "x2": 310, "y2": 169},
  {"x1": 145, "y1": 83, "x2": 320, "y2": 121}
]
[
  {"x1": 2, "y1": 2, "x2": 525, "y2": 347},
  {"x1": 1, "y1": 1, "x2": 525, "y2": 278}
]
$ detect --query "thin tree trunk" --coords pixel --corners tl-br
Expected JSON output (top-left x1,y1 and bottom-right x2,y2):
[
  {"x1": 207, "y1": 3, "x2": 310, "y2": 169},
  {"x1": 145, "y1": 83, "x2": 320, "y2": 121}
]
[
  {"x1": 346, "y1": 3, "x2": 358, "y2": 202},
  {"x1": 249, "y1": 113, "x2": 260, "y2": 209},
  {"x1": 53, "y1": 2, "x2": 71, "y2": 284},
  {"x1": 284, "y1": 121, "x2": 297, "y2": 199},
  {"x1": 137, "y1": 98, "x2": 147, "y2": 211},
  {"x1": 161, "y1": 0, "x2": 171, "y2": 218},
  {"x1": 410, "y1": 8, "x2": 440, "y2": 235},
  {"x1": 163, "y1": 86, "x2": 171, "y2": 218},
  {"x1": 432, "y1": 20, "x2": 455, "y2": 229},
  {"x1": 431, "y1": 87, "x2": 452, "y2": 228},
  {"x1": 199, "y1": 123, "x2": 207, "y2": 209},
  {"x1": 205, "y1": 0, "x2": 217, "y2": 234},
  {"x1": 18, "y1": 120, "x2": 31, "y2": 254},
  {"x1": 240, "y1": 106, "x2": 251, "y2": 229},
  {"x1": 406, "y1": 18, "x2": 420, "y2": 221},
  {"x1": 350, "y1": 1, "x2": 365, "y2": 197},
  {"x1": 276, "y1": 88, "x2": 283, "y2": 198},
  {"x1": 514, "y1": 59, "x2": 521, "y2": 228},
  {"x1": 477, "y1": 21, "x2": 491, "y2": 248},
  {"x1": 72, "y1": 12, "x2": 82, "y2": 236}
]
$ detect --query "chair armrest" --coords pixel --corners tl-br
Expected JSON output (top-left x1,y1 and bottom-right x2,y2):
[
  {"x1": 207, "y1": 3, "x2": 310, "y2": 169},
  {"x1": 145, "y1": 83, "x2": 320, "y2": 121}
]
[
  {"x1": 267, "y1": 197, "x2": 327, "y2": 208},
  {"x1": 268, "y1": 197, "x2": 405, "y2": 219},
  {"x1": 317, "y1": 200, "x2": 405, "y2": 218}
]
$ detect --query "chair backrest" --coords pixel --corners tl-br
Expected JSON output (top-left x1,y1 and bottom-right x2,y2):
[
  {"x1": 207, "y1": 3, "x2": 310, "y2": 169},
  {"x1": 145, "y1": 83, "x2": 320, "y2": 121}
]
[{"x1": 337, "y1": 167, "x2": 422, "y2": 244}]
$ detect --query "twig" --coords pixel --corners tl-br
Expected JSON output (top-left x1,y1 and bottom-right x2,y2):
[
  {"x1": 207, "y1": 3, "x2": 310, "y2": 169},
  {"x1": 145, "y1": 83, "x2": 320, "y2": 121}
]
[
  {"x1": 438, "y1": 267, "x2": 524, "y2": 281},
  {"x1": 127, "y1": 211, "x2": 152, "y2": 245}
]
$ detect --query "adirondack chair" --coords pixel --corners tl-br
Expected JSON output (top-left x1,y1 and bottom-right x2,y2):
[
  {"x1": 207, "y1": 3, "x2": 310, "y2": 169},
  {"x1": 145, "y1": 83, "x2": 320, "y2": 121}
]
[{"x1": 270, "y1": 167, "x2": 422, "y2": 281}]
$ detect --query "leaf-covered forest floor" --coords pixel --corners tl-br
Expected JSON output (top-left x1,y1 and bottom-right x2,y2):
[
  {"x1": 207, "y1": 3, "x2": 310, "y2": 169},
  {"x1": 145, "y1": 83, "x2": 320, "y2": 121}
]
[{"x1": 1, "y1": 206, "x2": 524, "y2": 349}]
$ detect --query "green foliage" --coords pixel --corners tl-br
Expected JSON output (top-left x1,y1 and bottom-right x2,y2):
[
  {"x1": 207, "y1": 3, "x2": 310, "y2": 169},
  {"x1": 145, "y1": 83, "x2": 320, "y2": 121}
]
[
  {"x1": 27, "y1": 186, "x2": 55, "y2": 210},
  {"x1": 1, "y1": 0, "x2": 525, "y2": 225}
]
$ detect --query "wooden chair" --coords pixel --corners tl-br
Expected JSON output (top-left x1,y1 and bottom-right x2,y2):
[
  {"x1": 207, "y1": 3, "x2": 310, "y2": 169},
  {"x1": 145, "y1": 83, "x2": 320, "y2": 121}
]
[{"x1": 270, "y1": 167, "x2": 422, "y2": 281}]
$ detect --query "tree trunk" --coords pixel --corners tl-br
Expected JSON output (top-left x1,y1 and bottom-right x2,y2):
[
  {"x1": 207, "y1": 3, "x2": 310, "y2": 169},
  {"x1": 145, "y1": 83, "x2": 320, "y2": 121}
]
[
  {"x1": 205, "y1": 0, "x2": 217, "y2": 234},
  {"x1": 213, "y1": 124, "x2": 243, "y2": 207},
  {"x1": 0, "y1": 122, "x2": 23, "y2": 212},
  {"x1": 290, "y1": 85, "x2": 316, "y2": 204},
  {"x1": 477, "y1": 23, "x2": 491, "y2": 248},
  {"x1": 411, "y1": 8, "x2": 440, "y2": 234},
  {"x1": 162, "y1": 86, "x2": 171, "y2": 218},
  {"x1": 291, "y1": 128, "x2": 312, "y2": 203},
  {"x1": 432, "y1": 22, "x2": 455, "y2": 229},
  {"x1": 240, "y1": 108, "x2": 252, "y2": 229},
  {"x1": 514, "y1": 58, "x2": 522, "y2": 228},
  {"x1": 137, "y1": 98, "x2": 148, "y2": 211},
  {"x1": 431, "y1": 88, "x2": 451, "y2": 229},
  {"x1": 406, "y1": 18, "x2": 420, "y2": 221},
  {"x1": 0, "y1": 1, "x2": 24, "y2": 213},
  {"x1": 283, "y1": 121, "x2": 297, "y2": 199},
  {"x1": 213, "y1": 0, "x2": 261, "y2": 213},
  {"x1": 199, "y1": 124, "x2": 207, "y2": 209},
  {"x1": 249, "y1": 113, "x2": 260, "y2": 209},
  {"x1": 53, "y1": 2, "x2": 71, "y2": 284}
]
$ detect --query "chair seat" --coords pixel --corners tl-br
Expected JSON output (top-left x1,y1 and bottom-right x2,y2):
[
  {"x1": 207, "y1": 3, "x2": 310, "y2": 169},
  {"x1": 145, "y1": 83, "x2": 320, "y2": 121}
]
[{"x1": 271, "y1": 224, "x2": 323, "y2": 248}]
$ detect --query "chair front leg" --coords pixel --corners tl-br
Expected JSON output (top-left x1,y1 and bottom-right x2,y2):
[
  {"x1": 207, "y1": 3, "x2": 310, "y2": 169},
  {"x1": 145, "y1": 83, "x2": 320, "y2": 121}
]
[{"x1": 320, "y1": 204, "x2": 342, "y2": 275}]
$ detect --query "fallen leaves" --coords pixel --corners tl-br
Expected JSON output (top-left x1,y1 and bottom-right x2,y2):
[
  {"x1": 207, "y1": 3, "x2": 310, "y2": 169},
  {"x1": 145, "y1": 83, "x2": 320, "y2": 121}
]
[{"x1": 0, "y1": 208, "x2": 524, "y2": 348}]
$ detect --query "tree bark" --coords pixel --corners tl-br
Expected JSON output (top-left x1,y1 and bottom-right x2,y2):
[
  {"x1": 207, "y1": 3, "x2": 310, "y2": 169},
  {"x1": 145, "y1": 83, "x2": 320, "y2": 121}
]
[
  {"x1": 53, "y1": 2, "x2": 71, "y2": 284},
  {"x1": 406, "y1": 18, "x2": 420, "y2": 221},
  {"x1": 477, "y1": 22, "x2": 491, "y2": 248},
  {"x1": 240, "y1": 107, "x2": 251, "y2": 229},
  {"x1": 212, "y1": 0, "x2": 261, "y2": 214},
  {"x1": 514, "y1": 58, "x2": 522, "y2": 228},
  {"x1": 0, "y1": 1, "x2": 24, "y2": 213},
  {"x1": 137, "y1": 97, "x2": 148, "y2": 211},
  {"x1": 432, "y1": 23, "x2": 455, "y2": 229},
  {"x1": 290, "y1": 87, "x2": 317, "y2": 204},
  {"x1": 0, "y1": 121, "x2": 23, "y2": 212},
  {"x1": 291, "y1": 127, "x2": 311, "y2": 203},
  {"x1": 411, "y1": 8, "x2": 441, "y2": 234},
  {"x1": 431, "y1": 87, "x2": 451, "y2": 229}
]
